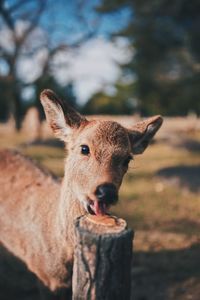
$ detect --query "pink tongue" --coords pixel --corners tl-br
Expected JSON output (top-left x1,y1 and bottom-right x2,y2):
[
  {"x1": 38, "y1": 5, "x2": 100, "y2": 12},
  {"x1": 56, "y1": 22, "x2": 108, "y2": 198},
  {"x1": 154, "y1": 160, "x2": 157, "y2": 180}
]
[{"x1": 93, "y1": 201, "x2": 107, "y2": 216}]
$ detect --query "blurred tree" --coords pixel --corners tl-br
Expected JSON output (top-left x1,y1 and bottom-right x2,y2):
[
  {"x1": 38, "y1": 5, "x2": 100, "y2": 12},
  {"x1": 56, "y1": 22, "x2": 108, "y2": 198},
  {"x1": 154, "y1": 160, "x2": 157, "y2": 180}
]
[
  {"x1": 97, "y1": 0, "x2": 200, "y2": 115},
  {"x1": 0, "y1": 80, "x2": 10, "y2": 121},
  {"x1": 35, "y1": 77, "x2": 77, "y2": 121},
  {"x1": 0, "y1": 0, "x2": 97, "y2": 129},
  {"x1": 82, "y1": 81, "x2": 136, "y2": 115},
  {"x1": 0, "y1": 0, "x2": 47, "y2": 128}
]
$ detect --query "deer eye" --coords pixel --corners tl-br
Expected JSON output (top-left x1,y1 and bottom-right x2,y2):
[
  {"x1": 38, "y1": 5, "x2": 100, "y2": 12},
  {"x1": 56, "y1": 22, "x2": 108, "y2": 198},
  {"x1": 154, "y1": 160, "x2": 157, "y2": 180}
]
[
  {"x1": 80, "y1": 145, "x2": 90, "y2": 155},
  {"x1": 123, "y1": 155, "x2": 133, "y2": 167}
]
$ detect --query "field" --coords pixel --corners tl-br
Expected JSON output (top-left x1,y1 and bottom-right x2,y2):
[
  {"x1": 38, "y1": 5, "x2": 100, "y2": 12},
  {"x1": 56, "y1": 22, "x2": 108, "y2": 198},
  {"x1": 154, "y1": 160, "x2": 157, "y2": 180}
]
[{"x1": 0, "y1": 116, "x2": 200, "y2": 300}]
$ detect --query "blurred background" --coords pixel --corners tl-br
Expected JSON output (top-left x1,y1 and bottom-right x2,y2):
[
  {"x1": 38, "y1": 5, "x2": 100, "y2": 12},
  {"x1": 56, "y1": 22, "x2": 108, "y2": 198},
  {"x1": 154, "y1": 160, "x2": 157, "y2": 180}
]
[{"x1": 0, "y1": 0, "x2": 200, "y2": 299}]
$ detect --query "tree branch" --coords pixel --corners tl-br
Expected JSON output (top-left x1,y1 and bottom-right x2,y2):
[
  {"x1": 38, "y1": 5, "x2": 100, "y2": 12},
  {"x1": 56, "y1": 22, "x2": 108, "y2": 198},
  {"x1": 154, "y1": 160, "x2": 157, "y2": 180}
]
[
  {"x1": 16, "y1": 0, "x2": 47, "y2": 47},
  {"x1": 0, "y1": 0, "x2": 15, "y2": 30},
  {"x1": 9, "y1": 0, "x2": 34, "y2": 13}
]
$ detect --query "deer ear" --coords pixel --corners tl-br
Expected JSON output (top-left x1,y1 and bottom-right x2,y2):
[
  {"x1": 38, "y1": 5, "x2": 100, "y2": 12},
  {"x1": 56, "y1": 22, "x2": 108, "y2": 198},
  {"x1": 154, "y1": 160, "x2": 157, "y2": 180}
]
[
  {"x1": 128, "y1": 115, "x2": 163, "y2": 154},
  {"x1": 40, "y1": 89, "x2": 86, "y2": 141}
]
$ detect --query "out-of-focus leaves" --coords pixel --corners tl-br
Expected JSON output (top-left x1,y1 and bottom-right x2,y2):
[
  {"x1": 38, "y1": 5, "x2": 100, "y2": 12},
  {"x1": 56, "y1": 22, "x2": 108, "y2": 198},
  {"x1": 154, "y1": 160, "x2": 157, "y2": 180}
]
[
  {"x1": 82, "y1": 81, "x2": 136, "y2": 115},
  {"x1": 97, "y1": 0, "x2": 200, "y2": 116}
]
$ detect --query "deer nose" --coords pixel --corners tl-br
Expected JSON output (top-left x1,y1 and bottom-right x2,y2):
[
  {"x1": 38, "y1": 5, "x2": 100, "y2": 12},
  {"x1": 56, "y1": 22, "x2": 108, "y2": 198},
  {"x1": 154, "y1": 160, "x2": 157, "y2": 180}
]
[{"x1": 95, "y1": 183, "x2": 118, "y2": 205}]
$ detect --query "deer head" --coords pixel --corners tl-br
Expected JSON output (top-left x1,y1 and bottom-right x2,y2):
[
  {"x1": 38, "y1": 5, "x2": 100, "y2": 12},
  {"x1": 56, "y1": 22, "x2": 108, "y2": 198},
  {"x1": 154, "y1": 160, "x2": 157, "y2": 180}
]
[{"x1": 40, "y1": 89, "x2": 163, "y2": 216}]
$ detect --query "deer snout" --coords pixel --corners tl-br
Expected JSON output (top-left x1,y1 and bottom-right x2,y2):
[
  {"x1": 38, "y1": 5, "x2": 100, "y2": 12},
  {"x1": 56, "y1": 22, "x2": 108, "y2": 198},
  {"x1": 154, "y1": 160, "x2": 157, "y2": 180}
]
[{"x1": 95, "y1": 183, "x2": 118, "y2": 205}]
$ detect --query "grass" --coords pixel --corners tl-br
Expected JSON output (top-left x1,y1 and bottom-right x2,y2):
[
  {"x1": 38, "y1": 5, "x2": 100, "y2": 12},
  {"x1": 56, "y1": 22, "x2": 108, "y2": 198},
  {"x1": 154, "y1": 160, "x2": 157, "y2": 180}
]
[
  {"x1": 1, "y1": 123, "x2": 200, "y2": 299},
  {"x1": 1, "y1": 128, "x2": 200, "y2": 245},
  {"x1": 114, "y1": 141, "x2": 200, "y2": 239}
]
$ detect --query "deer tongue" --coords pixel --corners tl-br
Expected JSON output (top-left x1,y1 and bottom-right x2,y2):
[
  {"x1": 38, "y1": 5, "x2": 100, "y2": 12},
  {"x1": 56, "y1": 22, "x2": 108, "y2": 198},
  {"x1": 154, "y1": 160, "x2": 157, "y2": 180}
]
[{"x1": 93, "y1": 201, "x2": 107, "y2": 216}]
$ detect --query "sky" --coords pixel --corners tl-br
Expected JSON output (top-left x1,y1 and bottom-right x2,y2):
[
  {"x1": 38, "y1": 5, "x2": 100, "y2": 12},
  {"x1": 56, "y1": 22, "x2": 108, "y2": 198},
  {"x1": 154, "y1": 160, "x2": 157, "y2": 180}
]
[{"x1": 0, "y1": 0, "x2": 133, "y2": 104}]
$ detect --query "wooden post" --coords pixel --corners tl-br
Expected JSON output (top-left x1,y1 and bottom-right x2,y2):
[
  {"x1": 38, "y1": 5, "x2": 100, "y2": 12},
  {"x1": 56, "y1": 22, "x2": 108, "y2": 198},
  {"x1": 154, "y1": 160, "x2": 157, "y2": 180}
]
[{"x1": 72, "y1": 214, "x2": 133, "y2": 300}]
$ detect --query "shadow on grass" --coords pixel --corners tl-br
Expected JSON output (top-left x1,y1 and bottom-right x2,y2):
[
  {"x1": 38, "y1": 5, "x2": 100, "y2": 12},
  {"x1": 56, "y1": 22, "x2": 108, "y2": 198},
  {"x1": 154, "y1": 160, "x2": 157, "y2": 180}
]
[
  {"x1": 1, "y1": 241, "x2": 200, "y2": 300},
  {"x1": 20, "y1": 138, "x2": 64, "y2": 149},
  {"x1": 177, "y1": 139, "x2": 200, "y2": 153},
  {"x1": 132, "y1": 242, "x2": 200, "y2": 300},
  {"x1": 0, "y1": 244, "x2": 72, "y2": 300},
  {"x1": 157, "y1": 165, "x2": 200, "y2": 193}
]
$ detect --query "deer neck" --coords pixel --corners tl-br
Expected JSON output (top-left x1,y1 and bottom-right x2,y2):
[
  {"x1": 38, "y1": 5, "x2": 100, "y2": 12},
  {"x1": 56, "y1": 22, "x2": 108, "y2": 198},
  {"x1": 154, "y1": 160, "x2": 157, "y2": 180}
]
[{"x1": 56, "y1": 170, "x2": 85, "y2": 249}]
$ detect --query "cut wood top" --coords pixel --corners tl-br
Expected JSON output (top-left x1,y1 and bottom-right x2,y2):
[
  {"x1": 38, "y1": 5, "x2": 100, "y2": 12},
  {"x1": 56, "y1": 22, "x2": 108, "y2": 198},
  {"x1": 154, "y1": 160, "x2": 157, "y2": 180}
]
[{"x1": 77, "y1": 214, "x2": 127, "y2": 235}]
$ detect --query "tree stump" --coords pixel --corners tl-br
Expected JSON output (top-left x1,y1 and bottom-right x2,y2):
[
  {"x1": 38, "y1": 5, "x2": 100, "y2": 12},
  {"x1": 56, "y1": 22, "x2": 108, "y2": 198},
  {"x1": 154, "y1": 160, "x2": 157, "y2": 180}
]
[{"x1": 72, "y1": 214, "x2": 133, "y2": 300}]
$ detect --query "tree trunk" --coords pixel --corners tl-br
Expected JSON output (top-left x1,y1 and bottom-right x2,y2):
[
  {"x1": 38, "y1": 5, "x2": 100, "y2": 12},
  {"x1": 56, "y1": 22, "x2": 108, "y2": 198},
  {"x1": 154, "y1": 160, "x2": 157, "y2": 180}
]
[
  {"x1": 72, "y1": 214, "x2": 134, "y2": 300},
  {"x1": 13, "y1": 89, "x2": 23, "y2": 131}
]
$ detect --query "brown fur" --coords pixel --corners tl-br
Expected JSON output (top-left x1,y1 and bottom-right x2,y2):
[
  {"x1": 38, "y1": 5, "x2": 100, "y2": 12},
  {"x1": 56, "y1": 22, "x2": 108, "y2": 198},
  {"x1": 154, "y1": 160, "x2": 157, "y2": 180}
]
[{"x1": 0, "y1": 89, "x2": 163, "y2": 296}]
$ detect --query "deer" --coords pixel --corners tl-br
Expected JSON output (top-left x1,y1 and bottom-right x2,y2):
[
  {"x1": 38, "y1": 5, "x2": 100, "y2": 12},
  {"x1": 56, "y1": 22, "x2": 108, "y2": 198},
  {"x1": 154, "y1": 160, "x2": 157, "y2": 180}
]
[{"x1": 0, "y1": 89, "x2": 163, "y2": 299}]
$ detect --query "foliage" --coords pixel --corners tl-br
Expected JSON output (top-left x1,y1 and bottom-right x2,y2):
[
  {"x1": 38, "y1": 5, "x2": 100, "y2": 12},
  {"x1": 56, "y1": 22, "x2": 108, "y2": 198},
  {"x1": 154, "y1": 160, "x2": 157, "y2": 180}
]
[
  {"x1": 97, "y1": 0, "x2": 200, "y2": 115},
  {"x1": 1, "y1": 0, "x2": 200, "y2": 123},
  {"x1": 82, "y1": 81, "x2": 136, "y2": 115}
]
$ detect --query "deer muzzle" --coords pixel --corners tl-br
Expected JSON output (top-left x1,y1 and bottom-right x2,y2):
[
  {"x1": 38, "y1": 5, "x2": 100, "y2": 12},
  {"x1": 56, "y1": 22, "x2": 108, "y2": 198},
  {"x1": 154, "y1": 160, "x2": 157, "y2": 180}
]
[{"x1": 87, "y1": 183, "x2": 118, "y2": 216}]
